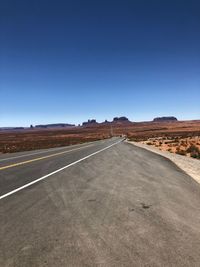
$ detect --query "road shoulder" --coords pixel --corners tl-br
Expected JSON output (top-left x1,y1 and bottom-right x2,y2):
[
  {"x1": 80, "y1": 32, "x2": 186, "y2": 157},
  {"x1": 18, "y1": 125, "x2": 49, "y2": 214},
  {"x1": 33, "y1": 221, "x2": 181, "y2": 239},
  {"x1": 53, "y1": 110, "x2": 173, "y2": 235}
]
[{"x1": 126, "y1": 140, "x2": 200, "y2": 185}]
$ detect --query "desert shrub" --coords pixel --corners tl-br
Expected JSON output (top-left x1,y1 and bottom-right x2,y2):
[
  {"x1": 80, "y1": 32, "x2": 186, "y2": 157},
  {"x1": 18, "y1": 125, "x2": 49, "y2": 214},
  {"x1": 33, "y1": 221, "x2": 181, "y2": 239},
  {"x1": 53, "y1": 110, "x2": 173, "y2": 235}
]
[
  {"x1": 165, "y1": 140, "x2": 174, "y2": 144},
  {"x1": 186, "y1": 144, "x2": 200, "y2": 159},
  {"x1": 181, "y1": 142, "x2": 187, "y2": 147},
  {"x1": 186, "y1": 144, "x2": 200, "y2": 154},
  {"x1": 175, "y1": 150, "x2": 186, "y2": 156},
  {"x1": 190, "y1": 152, "x2": 200, "y2": 159},
  {"x1": 146, "y1": 142, "x2": 153, "y2": 145},
  {"x1": 175, "y1": 147, "x2": 186, "y2": 156}
]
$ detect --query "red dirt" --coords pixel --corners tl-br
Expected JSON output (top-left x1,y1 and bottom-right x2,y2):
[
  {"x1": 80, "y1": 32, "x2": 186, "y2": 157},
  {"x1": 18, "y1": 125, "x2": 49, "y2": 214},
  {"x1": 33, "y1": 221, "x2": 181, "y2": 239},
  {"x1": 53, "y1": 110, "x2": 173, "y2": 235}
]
[{"x1": 0, "y1": 120, "x2": 200, "y2": 154}]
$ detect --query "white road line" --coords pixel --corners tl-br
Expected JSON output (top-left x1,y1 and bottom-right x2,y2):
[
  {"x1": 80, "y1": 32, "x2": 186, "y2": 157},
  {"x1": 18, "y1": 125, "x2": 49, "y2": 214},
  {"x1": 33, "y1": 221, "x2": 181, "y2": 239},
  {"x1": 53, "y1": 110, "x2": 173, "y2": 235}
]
[
  {"x1": 0, "y1": 142, "x2": 93, "y2": 162},
  {"x1": 0, "y1": 139, "x2": 122, "y2": 200},
  {"x1": 0, "y1": 144, "x2": 95, "y2": 171}
]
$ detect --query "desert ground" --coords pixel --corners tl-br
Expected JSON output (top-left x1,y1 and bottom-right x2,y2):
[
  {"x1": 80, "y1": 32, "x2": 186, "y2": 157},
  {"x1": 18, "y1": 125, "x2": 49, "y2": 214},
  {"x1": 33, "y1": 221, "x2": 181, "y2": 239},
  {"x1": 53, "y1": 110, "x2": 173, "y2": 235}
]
[
  {"x1": 127, "y1": 120, "x2": 200, "y2": 159},
  {"x1": 0, "y1": 120, "x2": 200, "y2": 158},
  {"x1": 0, "y1": 127, "x2": 111, "y2": 153},
  {"x1": 139, "y1": 136, "x2": 200, "y2": 159}
]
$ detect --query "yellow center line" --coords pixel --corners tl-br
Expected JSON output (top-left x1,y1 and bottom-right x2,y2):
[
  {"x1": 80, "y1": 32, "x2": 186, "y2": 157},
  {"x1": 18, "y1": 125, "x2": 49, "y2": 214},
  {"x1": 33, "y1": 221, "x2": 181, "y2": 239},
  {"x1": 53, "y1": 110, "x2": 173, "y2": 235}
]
[{"x1": 0, "y1": 145, "x2": 92, "y2": 171}]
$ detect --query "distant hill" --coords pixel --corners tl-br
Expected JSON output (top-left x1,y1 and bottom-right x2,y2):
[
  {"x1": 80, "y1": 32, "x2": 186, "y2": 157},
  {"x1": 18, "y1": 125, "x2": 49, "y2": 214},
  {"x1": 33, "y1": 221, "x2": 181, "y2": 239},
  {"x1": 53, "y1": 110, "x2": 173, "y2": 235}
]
[
  {"x1": 0, "y1": 127, "x2": 25, "y2": 131},
  {"x1": 35, "y1": 123, "x2": 75, "y2": 128},
  {"x1": 153, "y1": 116, "x2": 178, "y2": 122}
]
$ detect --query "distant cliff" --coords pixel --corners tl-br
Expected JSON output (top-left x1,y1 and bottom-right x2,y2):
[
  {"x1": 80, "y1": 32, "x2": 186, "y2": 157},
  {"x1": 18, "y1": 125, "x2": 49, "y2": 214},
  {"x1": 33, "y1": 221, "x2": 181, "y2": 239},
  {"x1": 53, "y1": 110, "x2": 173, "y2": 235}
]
[{"x1": 153, "y1": 116, "x2": 178, "y2": 122}]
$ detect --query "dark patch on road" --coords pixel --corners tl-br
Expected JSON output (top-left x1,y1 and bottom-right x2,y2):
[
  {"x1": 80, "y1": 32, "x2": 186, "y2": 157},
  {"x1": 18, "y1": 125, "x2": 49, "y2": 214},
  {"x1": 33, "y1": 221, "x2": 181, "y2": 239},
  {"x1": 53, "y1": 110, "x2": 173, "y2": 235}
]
[
  {"x1": 141, "y1": 203, "x2": 151, "y2": 209},
  {"x1": 88, "y1": 198, "x2": 96, "y2": 202},
  {"x1": 128, "y1": 207, "x2": 135, "y2": 212}
]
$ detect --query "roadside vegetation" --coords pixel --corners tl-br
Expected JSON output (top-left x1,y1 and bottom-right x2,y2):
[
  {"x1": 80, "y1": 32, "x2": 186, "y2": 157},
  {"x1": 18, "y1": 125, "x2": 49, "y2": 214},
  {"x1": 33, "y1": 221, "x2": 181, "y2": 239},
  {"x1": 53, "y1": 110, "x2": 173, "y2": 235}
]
[{"x1": 135, "y1": 136, "x2": 200, "y2": 160}]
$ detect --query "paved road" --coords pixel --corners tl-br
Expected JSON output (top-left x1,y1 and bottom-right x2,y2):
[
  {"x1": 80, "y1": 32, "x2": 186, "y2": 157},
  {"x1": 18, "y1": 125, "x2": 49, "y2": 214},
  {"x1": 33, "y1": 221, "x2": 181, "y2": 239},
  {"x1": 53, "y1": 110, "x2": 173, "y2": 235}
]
[
  {"x1": 0, "y1": 138, "x2": 200, "y2": 266},
  {"x1": 0, "y1": 138, "x2": 121, "y2": 197}
]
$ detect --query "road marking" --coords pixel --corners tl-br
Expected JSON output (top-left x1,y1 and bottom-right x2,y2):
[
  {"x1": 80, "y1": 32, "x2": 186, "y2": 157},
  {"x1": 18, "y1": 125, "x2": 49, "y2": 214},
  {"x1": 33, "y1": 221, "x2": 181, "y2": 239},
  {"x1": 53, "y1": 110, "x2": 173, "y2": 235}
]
[
  {"x1": 0, "y1": 144, "x2": 93, "y2": 171},
  {"x1": 0, "y1": 139, "x2": 122, "y2": 200},
  {"x1": 0, "y1": 142, "x2": 93, "y2": 162}
]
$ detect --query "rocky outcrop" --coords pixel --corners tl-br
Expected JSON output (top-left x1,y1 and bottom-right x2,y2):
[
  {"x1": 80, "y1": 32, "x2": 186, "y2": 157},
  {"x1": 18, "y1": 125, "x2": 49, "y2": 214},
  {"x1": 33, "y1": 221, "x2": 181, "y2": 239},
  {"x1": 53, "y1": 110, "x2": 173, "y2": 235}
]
[
  {"x1": 35, "y1": 123, "x2": 75, "y2": 128},
  {"x1": 153, "y1": 117, "x2": 178, "y2": 122},
  {"x1": 82, "y1": 119, "x2": 97, "y2": 126},
  {"x1": 113, "y1": 117, "x2": 130, "y2": 122}
]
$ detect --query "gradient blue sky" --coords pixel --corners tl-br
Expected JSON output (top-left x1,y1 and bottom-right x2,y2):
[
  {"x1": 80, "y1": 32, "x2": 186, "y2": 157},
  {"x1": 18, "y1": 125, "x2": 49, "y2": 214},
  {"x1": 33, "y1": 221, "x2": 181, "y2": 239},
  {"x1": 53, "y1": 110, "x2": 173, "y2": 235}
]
[{"x1": 1, "y1": 0, "x2": 200, "y2": 126}]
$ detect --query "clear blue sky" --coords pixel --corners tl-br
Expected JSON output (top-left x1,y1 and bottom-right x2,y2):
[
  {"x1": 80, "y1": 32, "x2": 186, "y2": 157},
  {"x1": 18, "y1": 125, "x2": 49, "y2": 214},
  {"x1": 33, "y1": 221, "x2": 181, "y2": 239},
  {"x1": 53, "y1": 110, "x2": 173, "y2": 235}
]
[{"x1": 1, "y1": 0, "x2": 200, "y2": 126}]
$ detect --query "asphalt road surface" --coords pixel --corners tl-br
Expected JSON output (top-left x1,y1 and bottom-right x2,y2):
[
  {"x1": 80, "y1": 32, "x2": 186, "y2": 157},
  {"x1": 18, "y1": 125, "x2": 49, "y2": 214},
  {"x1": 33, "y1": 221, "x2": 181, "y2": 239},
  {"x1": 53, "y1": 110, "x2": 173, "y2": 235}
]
[{"x1": 0, "y1": 137, "x2": 200, "y2": 267}]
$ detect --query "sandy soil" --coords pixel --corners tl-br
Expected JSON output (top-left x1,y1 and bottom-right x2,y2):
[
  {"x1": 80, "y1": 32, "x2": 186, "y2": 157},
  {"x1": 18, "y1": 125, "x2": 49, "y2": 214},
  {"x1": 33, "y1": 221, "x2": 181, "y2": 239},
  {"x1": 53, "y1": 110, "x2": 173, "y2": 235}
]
[
  {"x1": 127, "y1": 140, "x2": 200, "y2": 184},
  {"x1": 141, "y1": 136, "x2": 200, "y2": 159}
]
